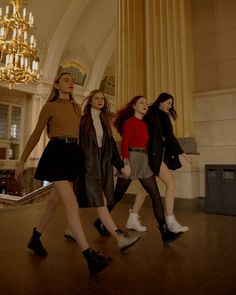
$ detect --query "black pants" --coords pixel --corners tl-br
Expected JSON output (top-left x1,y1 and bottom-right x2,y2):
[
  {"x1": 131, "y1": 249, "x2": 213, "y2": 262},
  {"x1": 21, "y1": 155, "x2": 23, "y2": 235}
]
[{"x1": 108, "y1": 176, "x2": 166, "y2": 228}]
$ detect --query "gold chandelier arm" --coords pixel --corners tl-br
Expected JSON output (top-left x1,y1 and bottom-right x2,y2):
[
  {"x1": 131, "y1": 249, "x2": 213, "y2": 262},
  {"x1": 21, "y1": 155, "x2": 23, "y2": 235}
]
[
  {"x1": 9, "y1": 1, "x2": 23, "y2": 10},
  {"x1": 0, "y1": 0, "x2": 40, "y2": 88}
]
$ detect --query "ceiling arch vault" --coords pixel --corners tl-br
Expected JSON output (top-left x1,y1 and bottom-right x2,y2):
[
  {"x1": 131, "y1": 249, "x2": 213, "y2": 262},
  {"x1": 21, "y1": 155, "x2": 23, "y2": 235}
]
[
  {"x1": 41, "y1": 0, "x2": 116, "y2": 91},
  {"x1": 43, "y1": 0, "x2": 91, "y2": 82}
]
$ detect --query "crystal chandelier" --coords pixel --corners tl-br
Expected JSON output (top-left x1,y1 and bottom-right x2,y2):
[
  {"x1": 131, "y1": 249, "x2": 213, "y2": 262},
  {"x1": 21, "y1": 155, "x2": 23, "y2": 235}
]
[{"x1": 0, "y1": 0, "x2": 40, "y2": 88}]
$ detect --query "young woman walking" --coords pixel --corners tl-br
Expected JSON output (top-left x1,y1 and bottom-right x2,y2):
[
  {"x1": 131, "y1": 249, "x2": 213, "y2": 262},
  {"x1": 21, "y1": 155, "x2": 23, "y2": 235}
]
[
  {"x1": 94, "y1": 96, "x2": 180, "y2": 243},
  {"x1": 73, "y1": 89, "x2": 140, "y2": 252},
  {"x1": 15, "y1": 73, "x2": 111, "y2": 275},
  {"x1": 128, "y1": 92, "x2": 191, "y2": 233}
]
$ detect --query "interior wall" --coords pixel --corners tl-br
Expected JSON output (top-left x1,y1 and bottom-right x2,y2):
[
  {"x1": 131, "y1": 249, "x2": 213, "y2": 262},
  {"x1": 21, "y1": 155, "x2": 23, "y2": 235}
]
[
  {"x1": 192, "y1": 0, "x2": 236, "y2": 92},
  {"x1": 192, "y1": 0, "x2": 236, "y2": 197}
]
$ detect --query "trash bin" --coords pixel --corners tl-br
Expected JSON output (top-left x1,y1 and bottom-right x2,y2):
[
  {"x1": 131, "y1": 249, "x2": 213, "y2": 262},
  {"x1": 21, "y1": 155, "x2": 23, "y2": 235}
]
[{"x1": 205, "y1": 165, "x2": 236, "y2": 215}]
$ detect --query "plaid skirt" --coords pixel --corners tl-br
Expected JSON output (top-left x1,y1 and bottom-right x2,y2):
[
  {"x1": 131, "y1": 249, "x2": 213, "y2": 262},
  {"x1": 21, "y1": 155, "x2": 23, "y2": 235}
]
[
  {"x1": 117, "y1": 150, "x2": 153, "y2": 179},
  {"x1": 34, "y1": 139, "x2": 80, "y2": 182}
]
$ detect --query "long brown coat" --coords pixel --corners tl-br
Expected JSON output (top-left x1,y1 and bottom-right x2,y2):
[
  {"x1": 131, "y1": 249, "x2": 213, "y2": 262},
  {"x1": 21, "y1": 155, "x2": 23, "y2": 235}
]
[{"x1": 77, "y1": 116, "x2": 124, "y2": 208}]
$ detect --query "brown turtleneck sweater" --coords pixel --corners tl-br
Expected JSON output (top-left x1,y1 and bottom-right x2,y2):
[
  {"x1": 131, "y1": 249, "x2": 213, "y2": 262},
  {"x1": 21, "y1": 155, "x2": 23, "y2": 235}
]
[{"x1": 20, "y1": 99, "x2": 81, "y2": 163}]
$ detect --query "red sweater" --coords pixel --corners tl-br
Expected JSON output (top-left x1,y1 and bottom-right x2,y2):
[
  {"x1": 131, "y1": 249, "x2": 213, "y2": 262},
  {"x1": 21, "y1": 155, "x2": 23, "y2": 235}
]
[{"x1": 121, "y1": 116, "x2": 149, "y2": 158}]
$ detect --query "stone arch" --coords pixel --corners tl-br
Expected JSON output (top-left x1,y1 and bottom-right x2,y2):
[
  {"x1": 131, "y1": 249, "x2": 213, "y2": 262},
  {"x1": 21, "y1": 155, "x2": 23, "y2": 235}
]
[
  {"x1": 85, "y1": 28, "x2": 116, "y2": 92},
  {"x1": 43, "y1": 0, "x2": 91, "y2": 82}
]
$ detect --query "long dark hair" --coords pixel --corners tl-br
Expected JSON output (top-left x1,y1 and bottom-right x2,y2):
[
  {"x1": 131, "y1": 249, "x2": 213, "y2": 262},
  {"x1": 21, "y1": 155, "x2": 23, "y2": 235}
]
[
  {"x1": 147, "y1": 92, "x2": 177, "y2": 120},
  {"x1": 81, "y1": 89, "x2": 112, "y2": 136},
  {"x1": 113, "y1": 95, "x2": 144, "y2": 135}
]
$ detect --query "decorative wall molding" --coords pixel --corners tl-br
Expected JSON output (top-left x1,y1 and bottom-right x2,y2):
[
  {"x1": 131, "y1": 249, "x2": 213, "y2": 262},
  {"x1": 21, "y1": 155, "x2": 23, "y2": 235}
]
[
  {"x1": 60, "y1": 46, "x2": 93, "y2": 88},
  {"x1": 61, "y1": 46, "x2": 93, "y2": 71},
  {"x1": 0, "y1": 89, "x2": 27, "y2": 105},
  {"x1": 104, "y1": 64, "x2": 115, "y2": 76},
  {"x1": 194, "y1": 88, "x2": 236, "y2": 98}
]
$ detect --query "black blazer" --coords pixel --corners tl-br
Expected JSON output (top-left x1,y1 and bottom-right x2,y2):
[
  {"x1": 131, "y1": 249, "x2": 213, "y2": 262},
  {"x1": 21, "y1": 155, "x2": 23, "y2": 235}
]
[
  {"x1": 144, "y1": 109, "x2": 184, "y2": 175},
  {"x1": 77, "y1": 116, "x2": 124, "y2": 208}
]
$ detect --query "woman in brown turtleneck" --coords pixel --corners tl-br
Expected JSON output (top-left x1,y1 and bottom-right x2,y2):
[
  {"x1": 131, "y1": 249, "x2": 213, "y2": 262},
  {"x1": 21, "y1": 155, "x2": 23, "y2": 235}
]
[{"x1": 15, "y1": 72, "x2": 111, "y2": 275}]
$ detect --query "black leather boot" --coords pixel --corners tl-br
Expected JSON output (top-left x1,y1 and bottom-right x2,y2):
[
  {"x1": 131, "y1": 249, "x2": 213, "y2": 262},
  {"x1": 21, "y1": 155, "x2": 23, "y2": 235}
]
[
  {"x1": 83, "y1": 248, "x2": 112, "y2": 275},
  {"x1": 159, "y1": 224, "x2": 180, "y2": 244},
  {"x1": 28, "y1": 227, "x2": 47, "y2": 257},
  {"x1": 94, "y1": 218, "x2": 110, "y2": 236}
]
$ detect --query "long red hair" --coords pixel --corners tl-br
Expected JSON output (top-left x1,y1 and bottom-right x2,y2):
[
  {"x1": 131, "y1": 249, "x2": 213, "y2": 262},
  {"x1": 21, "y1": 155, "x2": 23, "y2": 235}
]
[{"x1": 113, "y1": 96, "x2": 144, "y2": 135}]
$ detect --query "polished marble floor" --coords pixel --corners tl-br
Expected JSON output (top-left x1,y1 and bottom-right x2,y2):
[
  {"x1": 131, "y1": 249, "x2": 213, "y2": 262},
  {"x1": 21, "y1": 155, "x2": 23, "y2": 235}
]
[{"x1": 0, "y1": 200, "x2": 236, "y2": 295}]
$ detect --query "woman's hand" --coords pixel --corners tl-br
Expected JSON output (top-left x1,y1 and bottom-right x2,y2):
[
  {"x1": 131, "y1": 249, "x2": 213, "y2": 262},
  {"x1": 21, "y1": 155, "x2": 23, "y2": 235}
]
[
  {"x1": 182, "y1": 153, "x2": 192, "y2": 163},
  {"x1": 15, "y1": 161, "x2": 25, "y2": 182},
  {"x1": 121, "y1": 164, "x2": 131, "y2": 178}
]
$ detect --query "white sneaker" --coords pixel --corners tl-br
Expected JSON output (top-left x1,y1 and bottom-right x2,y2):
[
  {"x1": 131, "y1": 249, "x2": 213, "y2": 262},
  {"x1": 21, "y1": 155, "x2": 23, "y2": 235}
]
[
  {"x1": 116, "y1": 229, "x2": 141, "y2": 252},
  {"x1": 166, "y1": 216, "x2": 189, "y2": 234},
  {"x1": 126, "y1": 209, "x2": 147, "y2": 232}
]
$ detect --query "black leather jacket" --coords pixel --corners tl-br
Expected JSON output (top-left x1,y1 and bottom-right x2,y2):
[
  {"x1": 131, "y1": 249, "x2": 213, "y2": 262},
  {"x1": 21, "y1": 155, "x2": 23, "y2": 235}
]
[{"x1": 77, "y1": 116, "x2": 124, "y2": 208}]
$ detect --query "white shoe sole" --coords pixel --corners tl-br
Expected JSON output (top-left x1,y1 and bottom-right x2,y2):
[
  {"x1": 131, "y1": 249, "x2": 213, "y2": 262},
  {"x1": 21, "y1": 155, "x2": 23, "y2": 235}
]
[
  {"x1": 167, "y1": 225, "x2": 190, "y2": 233},
  {"x1": 125, "y1": 225, "x2": 147, "y2": 232},
  {"x1": 119, "y1": 236, "x2": 141, "y2": 252},
  {"x1": 180, "y1": 226, "x2": 189, "y2": 232}
]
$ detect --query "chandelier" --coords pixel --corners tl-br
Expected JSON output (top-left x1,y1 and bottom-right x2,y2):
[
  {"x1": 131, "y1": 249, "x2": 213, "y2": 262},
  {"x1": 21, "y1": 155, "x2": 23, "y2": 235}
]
[{"x1": 0, "y1": 0, "x2": 40, "y2": 88}]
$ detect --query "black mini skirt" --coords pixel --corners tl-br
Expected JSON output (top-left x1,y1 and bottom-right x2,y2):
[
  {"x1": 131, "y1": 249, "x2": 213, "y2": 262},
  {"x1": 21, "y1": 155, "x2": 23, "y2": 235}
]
[{"x1": 34, "y1": 139, "x2": 80, "y2": 182}]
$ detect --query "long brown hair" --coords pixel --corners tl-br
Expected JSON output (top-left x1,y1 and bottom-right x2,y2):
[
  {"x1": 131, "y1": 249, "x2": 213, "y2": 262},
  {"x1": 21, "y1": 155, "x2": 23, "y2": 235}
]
[
  {"x1": 113, "y1": 95, "x2": 144, "y2": 135},
  {"x1": 81, "y1": 89, "x2": 112, "y2": 136},
  {"x1": 47, "y1": 72, "x2": 80, "y2": 117}
]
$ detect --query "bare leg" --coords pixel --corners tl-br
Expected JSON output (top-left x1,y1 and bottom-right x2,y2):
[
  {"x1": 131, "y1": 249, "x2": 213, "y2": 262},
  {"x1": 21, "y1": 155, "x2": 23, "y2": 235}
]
[
  {"x1": 37, "y1": 187, "x2": 60, "y2": 233},
  {"x1": 97, "y1": 197, "x2": 140, "y2": 251},
  {"x1": 94, "y1": 178, "x2": 132, "y2": 236},
  {"x1": 28, "y1": 180, "x2": 111, "y2": 274},
  {"x1": 97, "y1": 207, "x2": 118, "y2": 239},
  {"x1": 132, "y1": 190, "x2": 146, "y2": 214},
  {"x1": 126, "y1": 189, "x2": 147, "y2": 232},
  {"x1": 53, "y1": 180, "x2": 89, "y2": 251},
  {"x1": 158, "y1": 162, "x2": 189, "y2": 233},
  {"x1": 158, "y1": 162, "x2": 176, "y2": 216}
]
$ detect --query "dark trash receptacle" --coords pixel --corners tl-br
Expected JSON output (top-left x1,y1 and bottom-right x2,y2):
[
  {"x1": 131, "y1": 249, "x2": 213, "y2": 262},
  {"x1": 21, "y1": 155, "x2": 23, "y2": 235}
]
[{"x1": 205, "y1": 165, "x2": 236, "y2": 215}]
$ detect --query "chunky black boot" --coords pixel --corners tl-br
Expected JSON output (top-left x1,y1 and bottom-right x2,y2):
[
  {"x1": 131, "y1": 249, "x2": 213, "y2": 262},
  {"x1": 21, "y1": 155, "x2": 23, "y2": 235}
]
[
  {"x1": 159, "y1": 224, "x2": 180, "y2": 244},
  {"x1": 94, "y1": 218, "x2": 110, "y2": 236},
  {"x1": 83, "y1": 248, "x2": 112, "y2": 275},
  {"x1": 28, "y1": 227, "x2": 47, "y2": 257}
]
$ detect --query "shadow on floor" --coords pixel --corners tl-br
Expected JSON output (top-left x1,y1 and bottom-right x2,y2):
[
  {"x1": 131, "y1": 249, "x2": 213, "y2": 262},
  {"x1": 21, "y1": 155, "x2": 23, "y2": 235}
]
[{"x1": 0, "y1": 201, "x2": 236, "y2": 295}]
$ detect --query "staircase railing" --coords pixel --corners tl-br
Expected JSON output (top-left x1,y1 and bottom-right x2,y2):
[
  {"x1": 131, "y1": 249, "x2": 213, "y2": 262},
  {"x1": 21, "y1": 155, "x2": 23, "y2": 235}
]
[{"x1": 0, "y1": 183, "x2": 53, "y2": 207}]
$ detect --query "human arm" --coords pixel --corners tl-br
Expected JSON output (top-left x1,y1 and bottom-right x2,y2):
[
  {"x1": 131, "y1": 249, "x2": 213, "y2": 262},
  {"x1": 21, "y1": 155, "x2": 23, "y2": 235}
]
[
  {"x1": 119, "y1": 120, "x2": 134, "y2": 177},
  {"x1": 164, "y1": 115, "x2": 184, "y2": 154},
  {"x1": 15, "y1": 104, "x2": 50, "y2": 182},
  {"x1": 15, "y1": 161, "x2": 25, "y2": 182},
  {"x1": 120, "y1": 119, "x2": 133, "y2": 159},
  {"x1": 110, "y1": 137, "x2": 131, "y2": 177},
  {"x1": 120, "y1": 158, "x2": 131, "y2": 177},
  {"x1": 181, "y1": 152, "x2": 192, "y2": 163}
]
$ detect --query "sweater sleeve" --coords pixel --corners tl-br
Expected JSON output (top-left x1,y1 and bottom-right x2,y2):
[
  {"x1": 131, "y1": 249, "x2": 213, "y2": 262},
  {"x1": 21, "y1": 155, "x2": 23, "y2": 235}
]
[
  {"x1": 165, "y1": 115, "x2": 184, "y2": 155},
  {"x1": 20, "y1": 104, "x2": 50, "y2": 163},
  {"x1": 121, "y1": 119, "x2": 133, "y2": 158}
]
